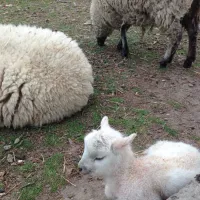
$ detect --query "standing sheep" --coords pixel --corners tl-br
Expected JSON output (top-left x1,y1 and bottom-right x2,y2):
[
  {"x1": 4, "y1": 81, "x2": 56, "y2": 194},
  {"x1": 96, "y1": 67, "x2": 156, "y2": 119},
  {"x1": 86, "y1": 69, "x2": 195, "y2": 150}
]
[
  {"x1": 0, "y1": 24, "x2": 93, "y2": 128},
  {"x1": 90, "y1": 0, "x2": 200, "y2": 68},
  {"x1": 78, "y1": 116, "x2": 200, "y2": 200}
]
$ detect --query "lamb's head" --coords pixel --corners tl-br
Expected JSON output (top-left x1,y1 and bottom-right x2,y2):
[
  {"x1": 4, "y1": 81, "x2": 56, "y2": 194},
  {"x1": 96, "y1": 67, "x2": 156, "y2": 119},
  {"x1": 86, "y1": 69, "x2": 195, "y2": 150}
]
[{"x1": 78, "y1": 116, "x2": 137, "y2": 177}]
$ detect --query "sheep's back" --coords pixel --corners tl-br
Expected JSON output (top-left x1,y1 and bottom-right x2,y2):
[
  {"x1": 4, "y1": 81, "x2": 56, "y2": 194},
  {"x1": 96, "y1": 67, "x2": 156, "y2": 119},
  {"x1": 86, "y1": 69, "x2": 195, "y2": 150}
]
[
  {"x1": 0, "y1": 24, "x2": 93, "y2": 128},
  {"x1": 95, "y1": 0, "x2": 193, "y2": 29}
]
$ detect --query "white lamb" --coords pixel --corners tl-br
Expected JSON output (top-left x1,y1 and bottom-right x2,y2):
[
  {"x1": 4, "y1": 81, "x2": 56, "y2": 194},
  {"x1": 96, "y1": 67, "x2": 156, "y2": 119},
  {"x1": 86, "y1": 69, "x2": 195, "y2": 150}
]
[
  {"x1": 78, "y1": 116, "x2": 200, "y2": 200},
  {"x1": 0, "y1": 24, "x2": 93, "y2": 128}
]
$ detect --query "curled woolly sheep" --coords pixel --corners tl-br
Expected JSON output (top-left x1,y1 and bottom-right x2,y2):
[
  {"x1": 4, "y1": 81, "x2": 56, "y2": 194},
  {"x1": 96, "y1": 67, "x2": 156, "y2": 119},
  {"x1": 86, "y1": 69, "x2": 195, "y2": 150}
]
[
  {"x1": 0, "y1": 24, "x2": 93, "y2": 128},
  {"x1": 79, "y1": 116, "x2": 200, "y2": 200},
  {"x1": 90, "y1": 0, "x2": 200, "y2": 68}
]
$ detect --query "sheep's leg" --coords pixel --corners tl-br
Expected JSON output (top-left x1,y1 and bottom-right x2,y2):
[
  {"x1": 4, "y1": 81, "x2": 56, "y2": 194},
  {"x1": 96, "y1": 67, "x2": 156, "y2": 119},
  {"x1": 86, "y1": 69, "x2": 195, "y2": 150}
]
[
  {"x1": 183, "y1": 20, "x2": 198, "y2": 68},
  {"x1": 117, "y1": 39, "x2": 123, "y2": 51},
  {"x1": 97, "y1": 36, "x2": 107, "y2": 46},
  {"x1": 118, "y1": 24, "x2": 131, "y2": 57},
  {"x1": 117, "y1": 24, "x2": 131, "y2": 51},
  {"x1": 159, "y1": 22, "x2": 183, "y2": 68},
  {"x1": 181, "y1": 0, "x2": 200, "y2": 68}
]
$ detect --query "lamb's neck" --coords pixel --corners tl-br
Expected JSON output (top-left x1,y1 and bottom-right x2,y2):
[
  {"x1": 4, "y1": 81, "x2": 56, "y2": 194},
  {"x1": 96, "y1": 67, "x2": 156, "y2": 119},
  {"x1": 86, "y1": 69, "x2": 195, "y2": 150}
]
[{"x1": 105, "y1": 150, "x2": 135, "y2": 183}]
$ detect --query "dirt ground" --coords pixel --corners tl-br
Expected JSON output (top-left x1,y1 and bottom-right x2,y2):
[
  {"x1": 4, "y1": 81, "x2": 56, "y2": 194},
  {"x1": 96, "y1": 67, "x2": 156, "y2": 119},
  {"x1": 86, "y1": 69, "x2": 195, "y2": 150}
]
[{"x1": 0, "y1": 0, "x2": 200, "y2": 200}]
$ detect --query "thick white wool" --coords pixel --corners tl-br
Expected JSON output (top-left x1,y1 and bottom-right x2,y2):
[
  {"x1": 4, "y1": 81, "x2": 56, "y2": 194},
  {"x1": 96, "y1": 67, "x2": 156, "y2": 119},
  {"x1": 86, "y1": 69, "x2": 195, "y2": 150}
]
[
  {"x1": 79, "y1": 116, "x2": 200, "y2": 200},
  {"x1": 0, "y1": 24, "x2": 93, "y2": 128},
  {"x1": 90, "y1": 0, "x2": 193, "y2": 37}
]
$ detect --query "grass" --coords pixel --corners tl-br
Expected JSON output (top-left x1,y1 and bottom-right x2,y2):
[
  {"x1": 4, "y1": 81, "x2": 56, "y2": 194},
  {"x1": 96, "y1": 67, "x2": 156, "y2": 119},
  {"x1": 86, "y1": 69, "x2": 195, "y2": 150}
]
[
  {"x1": 0, "y1": 181, "x2": 4, "y2": 190},
  {"x1": 18, "y1": 153, "x2": 65, "y2": 199},
  {"x1": 64, "y1": 119, "x2": 86, "y2": 140},
  {"x1": 43, "y1": 153, "x2": 65, "y2": 192},
  {"x1": 20, "y1": 182, "x2": 43, "y2": 200},
  {"x1": 192, "y1": 136, "x2": 200, "y2": 141},
  {"x1": 110, "y1": 109, "x2": 178, "y2": 136},
  {"x1": 91, "y1": 111, "x2": 102, "y2": 127},
  {"x1": 168, "y1": 100, "x2": 183, "y2": 110},
  {"x1": 17, "y1": 138, "x2": 34, "y2": 150},
  {"x1": 110, "y1": 97, "x2": 124, "y2": 103},
  {"x1": 44, "y1": 133, "x2": 62, "y2": 147},
  {"x1": 149, "y1": 117, "x2": 178, "y2": 136},
  {"x1": 105, "y1": 77, "x2": 117, "y2": 94},
  {"x1": 19, "y1": 161, "x2": 36, "y2": 173},
  {"x1": 132, "y1": 87, "x2": 143, "y2": 95}
]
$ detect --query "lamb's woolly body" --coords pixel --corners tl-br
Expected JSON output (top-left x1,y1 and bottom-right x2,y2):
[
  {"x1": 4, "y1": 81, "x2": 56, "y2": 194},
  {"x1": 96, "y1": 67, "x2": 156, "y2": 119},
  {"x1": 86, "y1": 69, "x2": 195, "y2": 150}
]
[
  {"x1": 90, "y1": 0, "x2": 193, "y2": 37},
  {"x1": 0, "y1": 24, "x2": 93, "y2": 128},
  {"x1": 79, "y1": 116, "x2": 200, "y2": 200}
]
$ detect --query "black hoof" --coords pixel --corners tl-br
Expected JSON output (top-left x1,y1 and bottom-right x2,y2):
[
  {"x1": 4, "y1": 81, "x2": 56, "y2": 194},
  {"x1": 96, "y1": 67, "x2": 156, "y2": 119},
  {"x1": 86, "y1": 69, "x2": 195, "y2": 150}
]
[
  {"x1": 195, "y1": 174, "x2": 200, "y2": 183},
  {"x1": 121, "y1": 48, "x2": 129, "y2": 58},
  {"x1": 97, "y1": 37, "x2": 107, "y2": 47},
  {"x1": 183, "y1": 58, "x2": 193, "y2": 68},
  {"x1": 117, "y1": 41, "x2": 122, "y2": 51},
  {"x1": 159, "y1": 60, "x2": 167, "y2": 68}
]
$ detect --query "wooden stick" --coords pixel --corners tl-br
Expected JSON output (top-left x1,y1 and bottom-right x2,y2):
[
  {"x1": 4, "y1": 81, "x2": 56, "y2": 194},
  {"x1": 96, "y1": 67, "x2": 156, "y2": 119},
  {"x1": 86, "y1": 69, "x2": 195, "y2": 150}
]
[
  {"x1": 61, "y1": 176, "x2": 76, "y2": 187},
  {"x1": 1, "y1": 182, "x2": 21, "y2": 197}
]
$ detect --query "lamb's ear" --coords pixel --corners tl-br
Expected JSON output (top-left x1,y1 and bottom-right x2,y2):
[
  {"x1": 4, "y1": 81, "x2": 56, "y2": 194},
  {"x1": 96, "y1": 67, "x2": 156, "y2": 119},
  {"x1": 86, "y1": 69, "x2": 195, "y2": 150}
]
[
  {"x1": 111, "y1": 133, "x2": 137, "y2": 153},
  {"x1": 100, "y1": 116, "x2": 109, "y2": 129}
]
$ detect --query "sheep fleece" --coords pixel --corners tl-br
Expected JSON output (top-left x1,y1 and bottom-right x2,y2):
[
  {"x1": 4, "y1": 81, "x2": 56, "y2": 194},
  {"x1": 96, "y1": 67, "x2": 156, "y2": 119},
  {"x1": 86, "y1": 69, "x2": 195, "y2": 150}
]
[
  {"x1": 91, "y1": 0, "x2": 193, "y2": 33},
  {"x1": 0, "y1": 24, "x2": 93, "y2": 128}
]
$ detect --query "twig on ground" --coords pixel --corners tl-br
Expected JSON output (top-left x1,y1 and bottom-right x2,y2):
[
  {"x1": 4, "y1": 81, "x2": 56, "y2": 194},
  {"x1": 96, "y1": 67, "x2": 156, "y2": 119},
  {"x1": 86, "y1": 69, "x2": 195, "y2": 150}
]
[
  {"x1": 41, "y1": 154, "x2": 45, "y2": 163},
  {"x1": 12, "y1": 151, "x2": 16, "y2": 162},
  {"x1": 20, "y1": 182, "x2": 35, "y2": 189},
  {"x1": 1, "y1": 182, "x2": 21, "y2": 197},
  {"x1": 0, "y1": 156, "x2": 6, "y2": 164},
  {"x1": 63, "y1": 156, "x2": 66, "y2": 173},
  {"x1": 61, "y1": 175, "x2": 76, "y2": 187}
]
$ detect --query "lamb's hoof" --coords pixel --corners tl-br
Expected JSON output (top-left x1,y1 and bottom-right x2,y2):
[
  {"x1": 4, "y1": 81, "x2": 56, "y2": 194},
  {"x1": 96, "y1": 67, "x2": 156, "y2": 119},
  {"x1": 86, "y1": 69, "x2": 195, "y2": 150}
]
[
  {"x1": 183, "y1": 58, "x2": 192, "y2": 68},
  {"x1": 159, "y1": 60, "x2": 167, "y2": 68},
  {"x1": 195, "y1": 174, "x2": 200, "y2": 183}
]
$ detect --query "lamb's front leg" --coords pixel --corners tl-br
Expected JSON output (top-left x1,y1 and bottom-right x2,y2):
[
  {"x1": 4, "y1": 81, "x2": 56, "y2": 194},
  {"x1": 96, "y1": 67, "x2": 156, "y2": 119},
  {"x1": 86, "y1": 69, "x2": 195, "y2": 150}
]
[
  {"x1": 105, "y1": 184, "x2": 117, "y2": 200},
  {"x1": 159, "y1": 21, "x2": 183, "y2": 68}
]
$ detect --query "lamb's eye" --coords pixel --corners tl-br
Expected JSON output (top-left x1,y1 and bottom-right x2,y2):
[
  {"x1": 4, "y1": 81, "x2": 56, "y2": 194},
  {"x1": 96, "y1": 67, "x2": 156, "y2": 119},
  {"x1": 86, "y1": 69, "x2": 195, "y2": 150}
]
[{"x1": 95, "y1": 156, "x2": 105, "y2": 161}]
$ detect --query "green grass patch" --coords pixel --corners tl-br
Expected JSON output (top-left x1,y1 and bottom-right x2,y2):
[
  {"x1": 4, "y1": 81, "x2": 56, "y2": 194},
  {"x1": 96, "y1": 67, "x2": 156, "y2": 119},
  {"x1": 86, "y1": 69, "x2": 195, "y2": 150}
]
[
  {"x1": 177, "y1": 49, "x2": 187, "y2": 55},
  {"x1": 132, "y1": 87, "x2": 143, "y2": 95},
  {"x1": 91, "y1": 110, "x2": 102, "y2": 127},
  {"x1": 64, "y1": 119, "x2": 86, "y2": 140},
  {"x1": 17, "y1": 138, "x2": 34, "y2": 150},
  {"x1": 110, "y1": 109, "x2": 150, "y2": 134},
  {"x1": 110, "y1": 109, "x2": 177, "y2": 136},
  {"x1": 43, "y1": 153, "x2": 65, "y2": 192},
  {"x1": 194, "y1": 62, "x2": 200, "y2": 68},
  {"x1": 0, "y1": 181, "x2": 4, "y2": 190},
  {"x1": 44, "y1": 133, "x2": 62, "y2": 147},
  {"x1": 110, "y1": 97, "x2": 124, "y2": 104},
  {"x1": 104, "y1": 76, "x2": 117, "y2": 94},
  {"x1": 168, "y1": 100, "x2": 183, "y2": 110},
  {"x1": 19, "y1": 161, "x2": 36, "y2": 173},
  {"x1": 149, "y1": 117, "x2": 178, "y2": 136},
  {"x1": 19, "y1": 182, "x2": 42, "y2": 200},
  {"x1": 192, "y1": 136, "x2": 200, "y2": 141}
]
